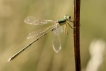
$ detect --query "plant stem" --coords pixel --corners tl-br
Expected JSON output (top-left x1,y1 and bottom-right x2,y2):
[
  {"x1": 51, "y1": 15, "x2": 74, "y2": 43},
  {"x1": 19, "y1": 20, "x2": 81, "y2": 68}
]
[{"x1": 73, "y1": 0, "x2": 81, "y2": 71}]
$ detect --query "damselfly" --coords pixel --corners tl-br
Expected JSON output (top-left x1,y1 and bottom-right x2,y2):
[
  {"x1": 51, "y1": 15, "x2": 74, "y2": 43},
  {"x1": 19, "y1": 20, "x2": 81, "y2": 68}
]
[{"x1": 8, "y1": 15, "x2": 73, "y2": 62}]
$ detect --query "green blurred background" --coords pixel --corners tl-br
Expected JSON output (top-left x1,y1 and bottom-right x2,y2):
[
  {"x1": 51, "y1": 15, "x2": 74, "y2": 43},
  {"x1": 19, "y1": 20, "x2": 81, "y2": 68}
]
[{"x1": 0, "y1": 0, "x2": 106, "y2": 71}]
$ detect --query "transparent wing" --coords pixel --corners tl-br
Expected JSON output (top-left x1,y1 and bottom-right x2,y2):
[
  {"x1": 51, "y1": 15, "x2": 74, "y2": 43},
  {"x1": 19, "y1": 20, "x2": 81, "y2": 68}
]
[
  {"x1": 53, "y1": 22, "x2": 63, "y2": 35},
  {"x1": 52, "y1": 23, "x2": 63, "y2": 53},
  {"x1": 53, "y1": 26, "x2": 63, "y2": 35},
  {"x1": 24, "y1": 16, "x2": 55, "y2": 25},
  {"x1": 52, "y1": 34, "x2": 61, "y2": 53},
  {"x1": 27, "y1": 25, "x2": 55, "y2": 39}
]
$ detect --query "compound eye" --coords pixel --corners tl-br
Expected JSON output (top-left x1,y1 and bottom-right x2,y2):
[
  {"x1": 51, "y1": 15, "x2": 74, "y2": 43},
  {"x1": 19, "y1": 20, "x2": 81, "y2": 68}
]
[
  {"x1": 64, "y1": 15, "x2": 71, "y2": 20},
  {"x1": 69, "y1": 16, "x2": 71, "y2": 19}
]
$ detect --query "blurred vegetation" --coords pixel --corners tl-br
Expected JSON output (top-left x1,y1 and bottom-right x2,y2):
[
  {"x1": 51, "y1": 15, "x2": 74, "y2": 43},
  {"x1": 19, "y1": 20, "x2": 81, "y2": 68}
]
[{"x1": 0, "y1": 0, "x2": 106, "y2": 71}]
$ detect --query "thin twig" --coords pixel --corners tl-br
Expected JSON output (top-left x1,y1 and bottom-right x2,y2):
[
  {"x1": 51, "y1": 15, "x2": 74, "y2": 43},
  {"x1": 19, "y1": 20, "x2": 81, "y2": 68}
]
[{"x1": 73, "y1": 0, "x2": 81, "y2": 71}]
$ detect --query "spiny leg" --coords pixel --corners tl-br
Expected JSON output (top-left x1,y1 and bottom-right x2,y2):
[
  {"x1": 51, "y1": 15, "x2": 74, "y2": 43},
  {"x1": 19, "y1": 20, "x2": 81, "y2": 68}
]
[
  {"x1": 65, "y1": 23, "x2": 69, "y2": 35},
  {"x1": 67, "y1": 22, "x2": 73, "y2": 29},
  {"x1": 64, "y1": 22, "x2": 74, "y2": 35}
]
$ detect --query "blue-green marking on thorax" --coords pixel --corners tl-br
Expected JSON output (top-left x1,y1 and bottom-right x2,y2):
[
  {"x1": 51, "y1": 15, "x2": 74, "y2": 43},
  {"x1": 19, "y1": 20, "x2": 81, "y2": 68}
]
[
  {"x1": 58, "y1": 15, "x2": 71, "y2": 26},
  {"x1": 58, "y1": 19, "x2": 66, "y2": 26}
]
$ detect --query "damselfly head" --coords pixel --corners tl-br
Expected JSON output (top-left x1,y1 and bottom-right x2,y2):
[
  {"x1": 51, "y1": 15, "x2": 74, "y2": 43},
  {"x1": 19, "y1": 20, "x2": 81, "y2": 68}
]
[{"x1": 64, "y1": 15, "x2": 71, "y2": 21}]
